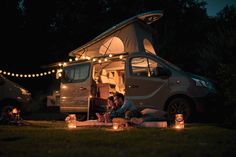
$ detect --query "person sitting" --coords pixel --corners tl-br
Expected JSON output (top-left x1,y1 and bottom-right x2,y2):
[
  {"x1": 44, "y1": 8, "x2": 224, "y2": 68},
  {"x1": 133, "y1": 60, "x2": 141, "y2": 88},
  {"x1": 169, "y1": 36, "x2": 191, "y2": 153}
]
[
  {"x1": 109, "y1": 92, "x2": 142, "y2": 120},
  {"x1": 96, "y1": 96, "x2": 118, "y2": 123},
  {"x1": 109, "y1": 92, "x2": 167, "y2": 126}
]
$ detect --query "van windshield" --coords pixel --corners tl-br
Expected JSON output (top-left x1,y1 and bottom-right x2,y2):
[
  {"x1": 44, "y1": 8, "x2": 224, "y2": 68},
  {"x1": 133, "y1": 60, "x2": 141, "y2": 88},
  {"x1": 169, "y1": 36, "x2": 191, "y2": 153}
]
[{"x1": 61, "y1": 63, "x2": 90, "y2": 83}]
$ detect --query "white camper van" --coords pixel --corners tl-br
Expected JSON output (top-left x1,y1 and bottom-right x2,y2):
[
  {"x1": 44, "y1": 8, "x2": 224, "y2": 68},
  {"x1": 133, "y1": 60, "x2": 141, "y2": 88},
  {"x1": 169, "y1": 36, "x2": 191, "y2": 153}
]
[
  {"x1": 0, "y1": 74, "x2": 31, "y2": 120},
  {"x1": 58, "y1": 11, "x2": 222, "y2": 122}
]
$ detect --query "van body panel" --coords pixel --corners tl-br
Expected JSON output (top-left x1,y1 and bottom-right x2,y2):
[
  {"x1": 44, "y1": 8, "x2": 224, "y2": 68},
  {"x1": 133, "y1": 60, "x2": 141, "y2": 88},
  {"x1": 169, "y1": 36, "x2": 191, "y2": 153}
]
[
  {"x1": 125, "y1": 52, "x2": 170, "y2": 110},
  {"x1": 60, "y1": 62, "x2": 92, "y2": 113}
]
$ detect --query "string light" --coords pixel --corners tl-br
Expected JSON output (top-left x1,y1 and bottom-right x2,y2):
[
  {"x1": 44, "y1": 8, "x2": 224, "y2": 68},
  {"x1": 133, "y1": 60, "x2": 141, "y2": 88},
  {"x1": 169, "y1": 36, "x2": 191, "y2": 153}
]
[
  {"x1": 0, "y1": 52, "x2": 128, "y2": 79},
  {"x1": 0, "y1": 69, "x2": 58, "y2": 78}
]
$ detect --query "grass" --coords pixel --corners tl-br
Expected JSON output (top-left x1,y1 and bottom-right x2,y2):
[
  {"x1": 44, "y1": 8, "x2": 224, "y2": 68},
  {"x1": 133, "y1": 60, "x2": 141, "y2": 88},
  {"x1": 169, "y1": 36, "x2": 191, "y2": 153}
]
[{"x1": 0, "y1": 121, "x2": 236, "y2": 157}]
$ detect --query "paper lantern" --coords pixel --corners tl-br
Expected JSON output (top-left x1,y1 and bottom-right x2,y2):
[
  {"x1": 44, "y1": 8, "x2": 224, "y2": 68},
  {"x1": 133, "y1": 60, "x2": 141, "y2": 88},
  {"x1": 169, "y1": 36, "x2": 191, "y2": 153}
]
[
  {"x1": 66, "y1": 114, "x2": 77, "y2": 129},
  {"x1": 175, "y1": 114, "x2": 184, "y2": 129}
]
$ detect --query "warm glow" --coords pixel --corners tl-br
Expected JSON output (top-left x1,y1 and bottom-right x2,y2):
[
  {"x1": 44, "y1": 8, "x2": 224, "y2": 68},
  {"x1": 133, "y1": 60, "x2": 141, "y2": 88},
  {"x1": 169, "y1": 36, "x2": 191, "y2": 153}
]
[
  {"x1": 68, "y1": 123, "x2": 77, "y2": 129},
  {"x1": 65, "y1": 114, "x2": 77, "y2": 129},
  {"x1": 12, "y1": 108, "x2": 18, "y2": 114},
  {"x1": 113, "y1": 123, "x2": 119, "y2": 130},
  {"x1": 174, "y1": 114, "x2": 184, "y2": 129},
  {"x1": 69, "y1": 58, "x2": 73, "y2": 62},
  {"x1": 62, "y1": 85, "x2": 67, "y2": 89}
]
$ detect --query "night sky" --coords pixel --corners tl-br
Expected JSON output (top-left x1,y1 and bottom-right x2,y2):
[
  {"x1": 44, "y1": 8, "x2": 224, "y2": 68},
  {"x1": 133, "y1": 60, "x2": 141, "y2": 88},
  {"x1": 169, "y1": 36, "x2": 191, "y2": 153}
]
[
  {"x1": 206, "y1": 0, "x2": 236, "y2": 16},
  {"x1": 0, "y1": 0, "x2": 235, "y2": 95}
]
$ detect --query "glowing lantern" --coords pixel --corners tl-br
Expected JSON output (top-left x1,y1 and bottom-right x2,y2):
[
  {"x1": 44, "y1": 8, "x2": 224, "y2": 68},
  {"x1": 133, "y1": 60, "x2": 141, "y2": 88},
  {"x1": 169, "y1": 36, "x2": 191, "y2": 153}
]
[
  {"x1": 12, "y1": 108, "x2": 18, "y2": 114},
  {"x1": 112, "y1": 123, "x2": 119, "y2": 130},
  {"x1": 175, "y1": 114, "x2": 184, "y2": 129},
  {"x1": 65, "y1": 114, "x2": 77, "y2": 129}
]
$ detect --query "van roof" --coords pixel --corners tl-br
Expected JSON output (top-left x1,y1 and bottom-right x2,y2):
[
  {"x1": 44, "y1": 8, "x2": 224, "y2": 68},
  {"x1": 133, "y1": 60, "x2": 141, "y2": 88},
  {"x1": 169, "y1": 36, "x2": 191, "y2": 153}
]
[{"x1": 69, "y1": 10, "x2": 163, "y2": 58}]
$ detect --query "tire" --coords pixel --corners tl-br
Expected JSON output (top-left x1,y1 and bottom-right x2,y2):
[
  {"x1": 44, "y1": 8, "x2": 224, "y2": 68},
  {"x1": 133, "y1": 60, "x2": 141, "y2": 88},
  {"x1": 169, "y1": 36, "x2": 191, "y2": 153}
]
[
  {"x1": 167, "y1": 97, "x2": 193, "y2": 124},
  {"x1": 76, "y1": 113, "x2": 87, "y2": 121},
  {"x1": 0, "y1": 104, "x2": 20, "y2": 121}
]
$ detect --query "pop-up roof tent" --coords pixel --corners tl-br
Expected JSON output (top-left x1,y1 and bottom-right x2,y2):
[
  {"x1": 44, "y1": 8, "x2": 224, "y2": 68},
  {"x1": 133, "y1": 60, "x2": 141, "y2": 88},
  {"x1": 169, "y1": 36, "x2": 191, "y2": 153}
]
[{"x1": 69, "y1": 10, "x2": 163, "y2": 59}]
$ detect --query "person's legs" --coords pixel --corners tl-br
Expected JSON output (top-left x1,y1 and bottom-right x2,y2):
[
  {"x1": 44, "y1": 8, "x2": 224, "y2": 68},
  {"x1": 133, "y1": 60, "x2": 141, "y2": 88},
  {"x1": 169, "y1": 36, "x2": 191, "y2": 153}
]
[
  {"x1": 141, "y1": 109, "x2": 167, "y2": 121},
  {"x1": 130, "y1": 117, "x2": 144, "y2": 125},
  {"x1": 103, "y1": 113, "x2": 110, "y2": 123},
  {"x1": 96, "y1": 113, "x2": 104, "y2": 122},
  {"x1": 131, "y1": 109, "x2": 167, "y2": 125}
]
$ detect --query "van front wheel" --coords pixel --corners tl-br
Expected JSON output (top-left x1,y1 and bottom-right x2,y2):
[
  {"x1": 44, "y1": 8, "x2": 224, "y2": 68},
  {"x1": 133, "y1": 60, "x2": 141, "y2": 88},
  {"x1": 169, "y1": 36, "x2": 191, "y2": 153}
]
[
  {"x1": 76, "y1": 113, "x2": 87, "y2": 121},
  {"x1": 167, "y1": 98, "x2": 193, "y2": 124},
  {"x1": 0, "y1": 104, "x2": 20, "y2": 122}
]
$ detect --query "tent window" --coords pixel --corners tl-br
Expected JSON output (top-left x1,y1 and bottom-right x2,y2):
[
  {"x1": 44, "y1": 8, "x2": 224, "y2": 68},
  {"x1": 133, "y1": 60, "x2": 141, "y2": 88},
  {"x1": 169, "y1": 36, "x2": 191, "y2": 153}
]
[
  {"x1": 143, "y1": 38, "x2": 156, "y2": 55},
  {"x1": 99, "y1": 37, "x2": 124, "y2": 55}
]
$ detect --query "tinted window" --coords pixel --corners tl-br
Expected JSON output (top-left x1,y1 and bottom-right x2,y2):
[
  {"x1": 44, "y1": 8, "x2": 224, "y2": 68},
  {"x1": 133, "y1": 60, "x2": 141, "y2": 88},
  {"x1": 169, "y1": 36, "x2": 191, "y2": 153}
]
[
  {"x1": 62, "y1": 63, "x2": 90, "y2": 83},
  {"x1": 131, "y1": 57, "x2": 161, "y2": 78}
]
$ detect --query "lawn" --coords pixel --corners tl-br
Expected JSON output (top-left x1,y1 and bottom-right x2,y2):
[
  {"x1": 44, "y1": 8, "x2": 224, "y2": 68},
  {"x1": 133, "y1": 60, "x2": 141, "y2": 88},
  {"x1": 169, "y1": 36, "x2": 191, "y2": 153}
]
[{"x1": 0, "y1": 121, "x2": 236, "y2": 157}]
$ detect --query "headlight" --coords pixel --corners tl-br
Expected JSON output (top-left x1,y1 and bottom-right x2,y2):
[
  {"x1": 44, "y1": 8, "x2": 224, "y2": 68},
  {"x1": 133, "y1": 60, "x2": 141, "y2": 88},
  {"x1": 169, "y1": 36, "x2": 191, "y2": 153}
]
[{"x1": 192, "y1": 78, "x2": 215, "y2": 90}]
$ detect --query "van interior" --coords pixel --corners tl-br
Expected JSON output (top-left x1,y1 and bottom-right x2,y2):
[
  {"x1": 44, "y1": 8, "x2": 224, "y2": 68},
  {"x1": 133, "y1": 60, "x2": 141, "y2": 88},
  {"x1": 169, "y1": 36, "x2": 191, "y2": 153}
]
[{"x1": 92, "y1": 59, "x2": 125, "y2": 99}]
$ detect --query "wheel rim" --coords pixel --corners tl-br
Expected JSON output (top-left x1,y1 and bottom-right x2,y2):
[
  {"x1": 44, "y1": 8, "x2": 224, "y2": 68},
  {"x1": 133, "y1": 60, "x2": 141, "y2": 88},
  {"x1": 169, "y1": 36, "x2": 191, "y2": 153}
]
[
  {"x1": 1, "y1": 106, "x2": 15, "y2": 120},
  {"x1": 167, "y1": 99, "x2": 191, "y2": 123},
  {"x1": 76, "y1": 113, "x2": 87, "y2": 121}
]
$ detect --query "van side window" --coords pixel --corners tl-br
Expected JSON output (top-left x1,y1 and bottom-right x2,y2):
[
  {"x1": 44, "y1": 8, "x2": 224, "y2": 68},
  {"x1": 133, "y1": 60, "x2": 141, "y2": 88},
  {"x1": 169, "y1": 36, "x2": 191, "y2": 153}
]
[
  {"x1": 131, "y1": 57, "x2": 159, "y2": 78},
  {"x1": 62, "y1": 63, "x2": 90, "y2": 83}
]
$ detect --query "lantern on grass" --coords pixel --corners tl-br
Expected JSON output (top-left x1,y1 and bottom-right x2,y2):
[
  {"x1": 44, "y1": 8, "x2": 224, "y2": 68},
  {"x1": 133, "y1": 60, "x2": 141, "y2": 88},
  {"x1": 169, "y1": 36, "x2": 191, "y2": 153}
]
[
  {"x1": 175, "y1": 114, "x2": 184, "y2": 129},
  {"x1": 112, "y1": 122, "x2": 119, "y2": 130},
  {"x1": 65, "y1": 114, "x2": 77, "y2": 129}
]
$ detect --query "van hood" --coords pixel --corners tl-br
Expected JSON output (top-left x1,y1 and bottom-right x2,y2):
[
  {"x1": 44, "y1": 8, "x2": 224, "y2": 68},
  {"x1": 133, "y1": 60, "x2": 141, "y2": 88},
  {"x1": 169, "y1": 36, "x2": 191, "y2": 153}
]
[{"x1": 186, "y1": 72, "x2": 217, "y2": 91}]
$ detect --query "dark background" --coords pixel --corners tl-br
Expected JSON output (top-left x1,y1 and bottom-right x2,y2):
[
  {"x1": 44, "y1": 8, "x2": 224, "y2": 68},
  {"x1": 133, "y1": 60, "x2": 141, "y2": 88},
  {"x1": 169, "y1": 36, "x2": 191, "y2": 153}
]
[{"x1": 0, "y1": 0, "x2": 236, "y2": 108}]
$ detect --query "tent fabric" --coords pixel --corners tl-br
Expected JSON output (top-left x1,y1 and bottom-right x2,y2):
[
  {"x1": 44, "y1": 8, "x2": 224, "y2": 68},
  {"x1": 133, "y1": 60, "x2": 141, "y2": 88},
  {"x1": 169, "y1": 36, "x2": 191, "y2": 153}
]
[{"x1": 69, "y1": 11, "x2": 163, "y2": 59}]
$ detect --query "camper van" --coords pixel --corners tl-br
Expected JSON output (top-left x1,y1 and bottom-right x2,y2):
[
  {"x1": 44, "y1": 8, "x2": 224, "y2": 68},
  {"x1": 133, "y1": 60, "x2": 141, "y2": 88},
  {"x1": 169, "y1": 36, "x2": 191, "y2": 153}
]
[
  {"x1": 0, "y1": 74, "x2": 31, "y2": 120},
  {"x1": 58, "y1": 11, "x2": 222, "y2": 122}
]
